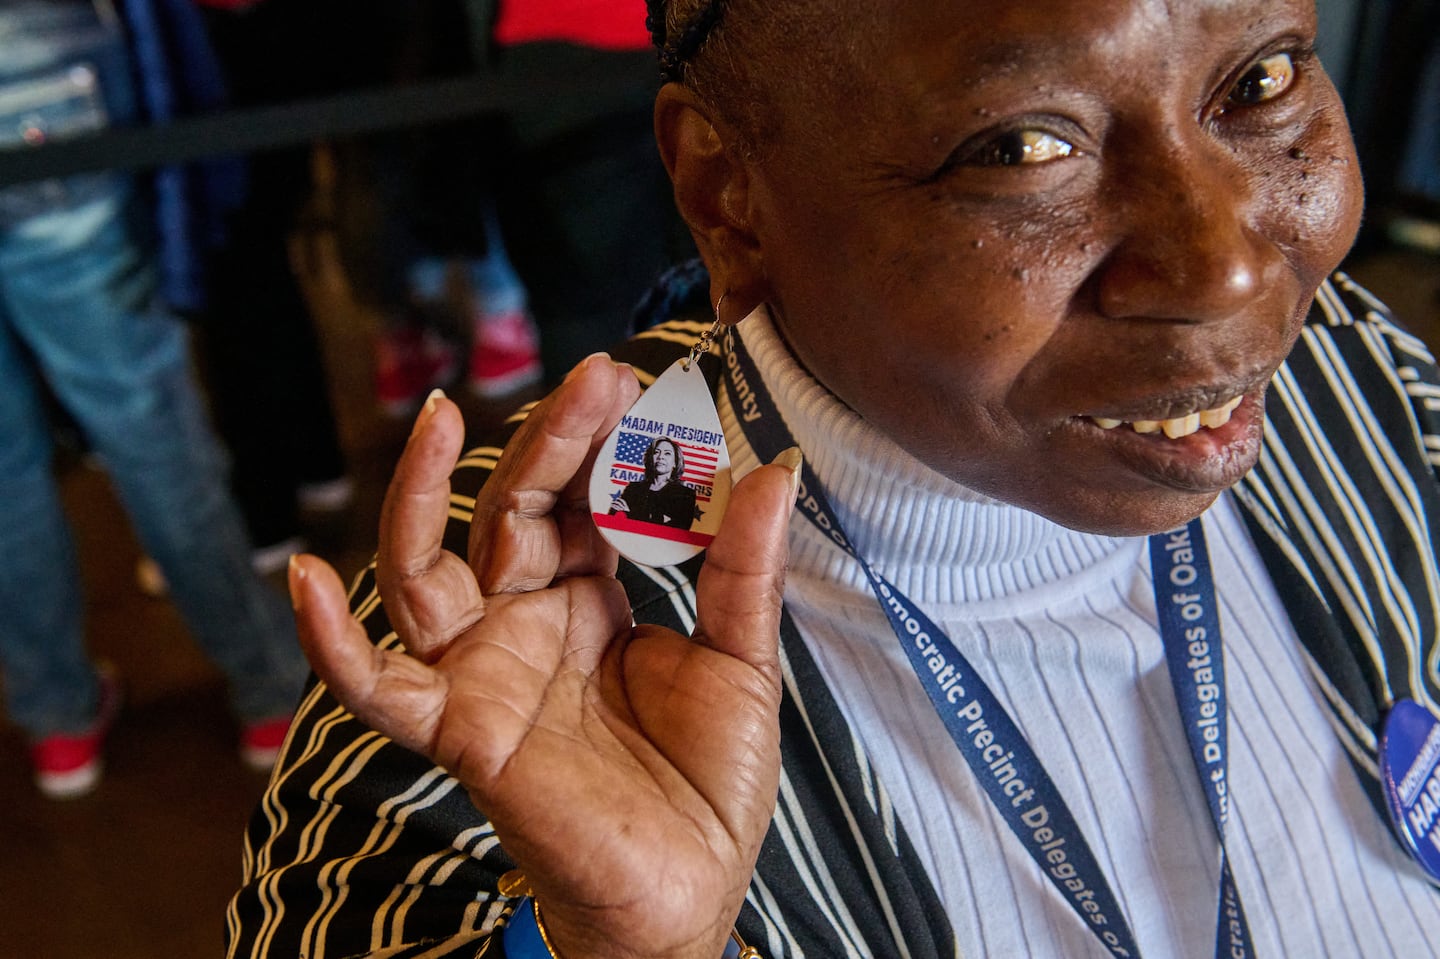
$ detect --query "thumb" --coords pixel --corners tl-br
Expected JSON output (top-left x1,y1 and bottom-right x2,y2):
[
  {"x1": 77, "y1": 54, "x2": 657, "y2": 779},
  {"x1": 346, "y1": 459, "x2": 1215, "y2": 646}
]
[{"x1": 691, "y1": 447, "x2": 801, "y2": 675}]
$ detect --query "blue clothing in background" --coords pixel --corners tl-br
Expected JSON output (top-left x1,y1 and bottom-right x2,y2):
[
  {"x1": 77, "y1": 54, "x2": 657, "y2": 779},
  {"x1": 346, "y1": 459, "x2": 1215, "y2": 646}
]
[
  {"x1": 0, "y1": 1, "x2": 304, "y2": 737},
  {"x1": 117, "y1": 0, "x2": 245, "y2": 311}
]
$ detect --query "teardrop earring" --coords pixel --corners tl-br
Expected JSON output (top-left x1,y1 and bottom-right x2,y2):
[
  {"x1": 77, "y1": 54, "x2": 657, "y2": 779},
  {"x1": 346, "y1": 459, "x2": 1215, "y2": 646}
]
[{"x1": 587, "y1": 297, "x2": 733, "y2": 567}]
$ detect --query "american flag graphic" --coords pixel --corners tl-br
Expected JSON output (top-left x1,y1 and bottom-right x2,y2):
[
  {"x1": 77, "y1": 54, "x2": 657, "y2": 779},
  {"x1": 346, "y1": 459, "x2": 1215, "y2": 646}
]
[{"x1": 611, "y1": 431, "x2": 718, "y2": 504}]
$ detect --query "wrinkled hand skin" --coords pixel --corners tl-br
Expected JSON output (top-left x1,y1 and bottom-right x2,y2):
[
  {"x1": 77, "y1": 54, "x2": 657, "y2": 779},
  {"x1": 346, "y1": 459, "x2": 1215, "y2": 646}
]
[{"x1": 288, "y1": 355, "x2": 797, "y2": 959}]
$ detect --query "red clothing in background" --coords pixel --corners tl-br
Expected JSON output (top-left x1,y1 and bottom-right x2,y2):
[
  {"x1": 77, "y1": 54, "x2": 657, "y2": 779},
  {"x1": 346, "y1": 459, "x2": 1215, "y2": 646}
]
[{"x1": 494, "y1": 0, "x2": 650, "y2": 50}]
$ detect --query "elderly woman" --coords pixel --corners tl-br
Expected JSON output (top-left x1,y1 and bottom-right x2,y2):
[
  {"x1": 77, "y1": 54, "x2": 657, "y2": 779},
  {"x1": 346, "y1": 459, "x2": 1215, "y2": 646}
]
[{"x1": 228, "y1": 1, "x2": 1440, "y2": 957}]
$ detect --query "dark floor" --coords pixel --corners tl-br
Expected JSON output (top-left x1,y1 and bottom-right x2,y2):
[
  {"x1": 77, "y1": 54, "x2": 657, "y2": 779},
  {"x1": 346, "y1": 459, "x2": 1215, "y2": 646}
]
[{"x1": 0, "y1": 213, "x2": 1435, "y2": 956}]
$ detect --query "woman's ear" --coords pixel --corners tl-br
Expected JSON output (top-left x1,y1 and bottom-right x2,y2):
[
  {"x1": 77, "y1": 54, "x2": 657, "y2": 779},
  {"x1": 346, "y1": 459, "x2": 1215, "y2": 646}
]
[{"x1": 654, "y1": 83, "x2": 768, "y2": 322}]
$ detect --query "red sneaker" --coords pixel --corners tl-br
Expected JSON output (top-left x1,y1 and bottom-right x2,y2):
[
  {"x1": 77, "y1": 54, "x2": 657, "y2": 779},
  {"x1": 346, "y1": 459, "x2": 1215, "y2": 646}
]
[
  {"x1": 469, "y1": 307, "x2": 542, "y2": 399},
  {"x1": 32, "y1": 666, "x2": 121, "y2": 800},
  {"x1": 240, "y1": 715, "x2": 293, "y2": 772},
  {"x1": 376, "y1": 325, "x2": 458, "y2": 416}
]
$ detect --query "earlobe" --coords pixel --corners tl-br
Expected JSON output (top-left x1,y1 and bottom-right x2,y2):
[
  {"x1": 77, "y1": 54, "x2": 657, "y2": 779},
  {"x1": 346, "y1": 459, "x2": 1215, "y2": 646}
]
[{"x1": 653, "y1": 83, "x2": 768, "y2": 322}]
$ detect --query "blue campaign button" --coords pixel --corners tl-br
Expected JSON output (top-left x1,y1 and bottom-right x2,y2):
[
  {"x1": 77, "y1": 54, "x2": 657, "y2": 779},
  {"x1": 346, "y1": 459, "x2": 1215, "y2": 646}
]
[{"x1": 1381, "y1": 698, "x2": 1440, "y2": 881}]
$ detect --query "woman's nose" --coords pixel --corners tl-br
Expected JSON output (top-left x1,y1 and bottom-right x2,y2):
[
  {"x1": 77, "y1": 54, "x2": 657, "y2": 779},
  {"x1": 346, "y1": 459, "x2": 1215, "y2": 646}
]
[{"x1": 1093, "y1": 136, "x2": 1285, "y2": 325}]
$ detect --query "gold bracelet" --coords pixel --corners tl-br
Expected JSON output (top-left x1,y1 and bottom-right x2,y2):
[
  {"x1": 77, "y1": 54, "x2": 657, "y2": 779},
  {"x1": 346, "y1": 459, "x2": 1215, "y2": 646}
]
[
  {"x1": 532, "y1": 899, "x2": 562, "y2": 959},
  {"x1": 729, "y1": 927, "x2": 762, "y2": 959}
]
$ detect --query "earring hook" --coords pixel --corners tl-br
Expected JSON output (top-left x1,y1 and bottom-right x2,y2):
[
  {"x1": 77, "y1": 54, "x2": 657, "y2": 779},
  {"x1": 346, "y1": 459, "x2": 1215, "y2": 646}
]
[{"x1": 684, "y1": 292, "x2": 728, "y2": 371}]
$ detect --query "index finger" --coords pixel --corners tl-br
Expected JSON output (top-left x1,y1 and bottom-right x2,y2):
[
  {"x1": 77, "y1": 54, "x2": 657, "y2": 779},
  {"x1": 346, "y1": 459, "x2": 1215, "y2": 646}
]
[
  {"x1": 469, "y1": 353, "x2": 640, "y2": 594},
  {"x1": 375, "y1": 391, "x2": 488, "y2": 662}
]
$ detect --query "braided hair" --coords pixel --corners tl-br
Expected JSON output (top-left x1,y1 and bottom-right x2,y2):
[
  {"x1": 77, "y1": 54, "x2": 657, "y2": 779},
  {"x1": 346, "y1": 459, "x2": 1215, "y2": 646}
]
[
  {"x1": 643, "y1": 0, "x2": 796, "y2": 153},
  {"x1": 645, "y1": 0, "x2": 727, "y2": 82},
  {"x1": 642, "y1": 0, "x2": 871, "y2": 155}
]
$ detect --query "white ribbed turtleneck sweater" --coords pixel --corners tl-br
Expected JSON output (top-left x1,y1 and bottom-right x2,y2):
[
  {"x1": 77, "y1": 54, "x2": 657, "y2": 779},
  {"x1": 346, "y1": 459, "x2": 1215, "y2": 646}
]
[{"x1": 717, "y1": 307, "x2": 1440, "y2": 958}]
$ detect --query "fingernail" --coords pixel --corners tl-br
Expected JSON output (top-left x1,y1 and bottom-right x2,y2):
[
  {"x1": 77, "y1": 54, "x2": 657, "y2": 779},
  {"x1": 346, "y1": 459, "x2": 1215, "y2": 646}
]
[
  {"x1": 772, "y1": 446, "x2": 803, "y2": 501},
  {"x1": 564, "y1": 351, "x2": 612, "y2": 383},
  {"x1": 287, "y1": 555, "x2": 306, "y2": 613},
  {"x1": 411, "y1": 388, "x2": 444, "y2": 438}
]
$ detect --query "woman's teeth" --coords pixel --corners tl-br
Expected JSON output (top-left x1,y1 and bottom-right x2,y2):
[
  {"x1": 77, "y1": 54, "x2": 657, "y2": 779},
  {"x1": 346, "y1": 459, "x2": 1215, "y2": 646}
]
[{"x1": 1091, "y1": 396, "x2": 1242, "y2": 439}]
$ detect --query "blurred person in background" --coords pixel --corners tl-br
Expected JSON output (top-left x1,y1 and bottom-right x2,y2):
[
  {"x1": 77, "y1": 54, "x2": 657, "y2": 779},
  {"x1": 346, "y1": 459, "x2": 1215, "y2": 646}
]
[
  {"x1": 0, "y1": 0, "x2": 305, "y2": 799},
  {"x1": 349, "y1": 0, "x2": 683, "y2": 414},
  {"x1": 183, "y1": 0, "x2": 357, "y2": 568},
  {"x1": 288, "y1": 0, "x2": 539, "y2": 415}
]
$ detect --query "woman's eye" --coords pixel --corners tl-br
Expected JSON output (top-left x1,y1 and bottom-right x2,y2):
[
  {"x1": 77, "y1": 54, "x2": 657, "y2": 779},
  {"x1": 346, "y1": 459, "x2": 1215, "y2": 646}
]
[
  {"x1": 1226, "y1": 52, "x2": 1296, "y2": 107},
  {"x1": 968, "y1": 129, "x2": 1075, "y2": 166}
]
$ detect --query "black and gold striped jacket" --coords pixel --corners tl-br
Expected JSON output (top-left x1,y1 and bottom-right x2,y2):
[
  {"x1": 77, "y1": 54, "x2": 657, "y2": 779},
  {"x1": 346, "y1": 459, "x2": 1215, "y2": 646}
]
[{"x1": 226, "y1": 274, "x2": 1440, "y2": 959}]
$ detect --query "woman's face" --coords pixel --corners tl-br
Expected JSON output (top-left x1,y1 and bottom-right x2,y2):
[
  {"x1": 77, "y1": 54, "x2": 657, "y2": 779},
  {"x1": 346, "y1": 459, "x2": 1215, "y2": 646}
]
[
  {"x1": 738, "y1": 0, "x2": 1362, "y2": 535},
  {"x1": 653, "y1": 441, "x2": 677, "y2": 480}
]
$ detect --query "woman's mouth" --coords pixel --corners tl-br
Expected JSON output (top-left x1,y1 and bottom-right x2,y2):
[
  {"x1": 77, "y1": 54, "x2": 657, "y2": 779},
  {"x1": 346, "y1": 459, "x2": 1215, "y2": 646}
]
[
  {"x1": 1086, "y1": 395, "x2": 1244, "y2": 439},
  {"x1": 1065, "y1": 388, "x2": 1265, "y2": 494}
]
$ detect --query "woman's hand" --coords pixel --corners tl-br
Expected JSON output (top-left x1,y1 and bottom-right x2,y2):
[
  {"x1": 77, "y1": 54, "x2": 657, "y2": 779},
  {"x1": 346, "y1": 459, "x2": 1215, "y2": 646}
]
[{"x1": 288, "y1": 354, "x2": 798, "y2": 959}]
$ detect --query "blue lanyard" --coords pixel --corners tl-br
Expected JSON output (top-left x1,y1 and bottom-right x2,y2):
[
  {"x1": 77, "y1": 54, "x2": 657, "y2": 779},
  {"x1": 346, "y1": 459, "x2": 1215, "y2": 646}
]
[
  {"x1": 1149, "y1": 529, "x2": 1253, "y2": 959},
  {"x1": 723, "y1": 330, "x2": 1253, "y2": 958}
]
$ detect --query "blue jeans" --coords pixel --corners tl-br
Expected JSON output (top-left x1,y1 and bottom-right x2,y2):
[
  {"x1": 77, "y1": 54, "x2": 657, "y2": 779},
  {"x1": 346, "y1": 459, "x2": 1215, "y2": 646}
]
[{"x1": 0, "y1": 1, "x2": 306, "y2": 737}]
